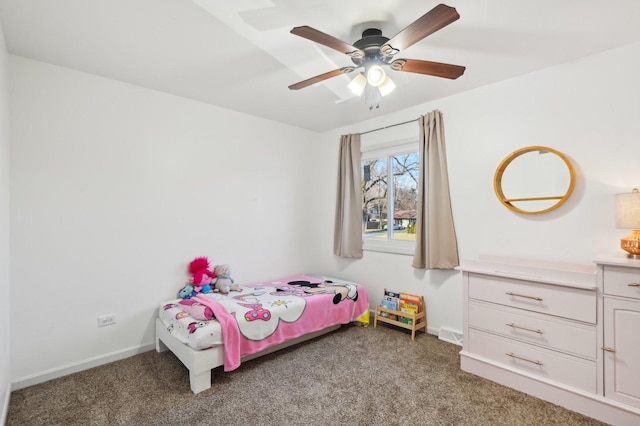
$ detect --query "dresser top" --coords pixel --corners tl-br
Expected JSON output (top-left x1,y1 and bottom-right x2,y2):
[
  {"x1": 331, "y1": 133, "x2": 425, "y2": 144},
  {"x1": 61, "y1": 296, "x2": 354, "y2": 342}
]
[
  {"x1": 458, "y1": 256, "x2": 597, "y2": 290},
  {"x1": 595, "y1": 254, "x2": 640, "y2": 268}
]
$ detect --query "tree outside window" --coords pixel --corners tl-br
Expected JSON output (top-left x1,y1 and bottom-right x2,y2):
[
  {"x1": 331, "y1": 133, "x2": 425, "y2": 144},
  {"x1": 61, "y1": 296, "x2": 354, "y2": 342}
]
[{"x1": 362, "y1": 152, "x2": 419, "y2": 242}]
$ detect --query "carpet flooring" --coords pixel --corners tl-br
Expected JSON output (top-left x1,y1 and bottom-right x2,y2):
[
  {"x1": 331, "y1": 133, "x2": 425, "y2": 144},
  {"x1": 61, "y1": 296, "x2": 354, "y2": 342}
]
[{"x1": 7, "y1": 323, "x2": 604, "y2": 425}]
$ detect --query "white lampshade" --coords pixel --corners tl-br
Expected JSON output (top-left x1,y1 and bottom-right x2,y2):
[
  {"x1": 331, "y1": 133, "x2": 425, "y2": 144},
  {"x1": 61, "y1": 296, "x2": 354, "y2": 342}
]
[
  {"x1": 615, "y1": 188, "x2": 640, "y2": 259},
  {"x1": 615, "y1": 188, "x2": 640, "y2": 229},
  {"x1": 378, "y1": 75, "x2": 396, "y2": 96},
  {"x1": 366, "y1": 65, "x2": 386, "y2": 87},
  {"x1": 347, "y1": 73, "x2": 367, "y2": 96}
]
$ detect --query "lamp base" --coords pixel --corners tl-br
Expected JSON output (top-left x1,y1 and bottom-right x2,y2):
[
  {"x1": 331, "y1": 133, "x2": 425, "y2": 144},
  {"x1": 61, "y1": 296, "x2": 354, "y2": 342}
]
[{"x1": 621, "y1": 229, "x2": 640, "y2": 259}]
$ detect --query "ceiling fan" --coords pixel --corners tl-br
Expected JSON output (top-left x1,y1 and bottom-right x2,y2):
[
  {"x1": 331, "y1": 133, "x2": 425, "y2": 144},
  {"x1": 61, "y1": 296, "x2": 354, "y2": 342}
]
[{"x1": 288, "y1": 3, "x2": 465, "y2": 107}]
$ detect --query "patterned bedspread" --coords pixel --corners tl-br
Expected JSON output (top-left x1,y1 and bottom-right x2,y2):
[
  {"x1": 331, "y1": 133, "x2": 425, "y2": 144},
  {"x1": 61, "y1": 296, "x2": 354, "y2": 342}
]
[{"x1": 192, "y1": 274, "x2": 369, "y2": 371}]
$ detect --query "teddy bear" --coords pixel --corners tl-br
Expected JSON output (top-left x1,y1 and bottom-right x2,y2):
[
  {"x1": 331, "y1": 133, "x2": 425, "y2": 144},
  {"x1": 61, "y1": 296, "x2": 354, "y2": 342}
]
[
  {"x1": 188, "y1": 256, "x2": 216, "y2": 294},
  {"x1": 212, "y1": 264, "x2": 239, "y2": 294}
]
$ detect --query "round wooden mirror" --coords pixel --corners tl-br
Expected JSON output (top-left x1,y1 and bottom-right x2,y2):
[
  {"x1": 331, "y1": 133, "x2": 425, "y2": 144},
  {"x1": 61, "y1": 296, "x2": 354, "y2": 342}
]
[{"x1": 494, "y1": 146, "x2": 575, "y2": 215}]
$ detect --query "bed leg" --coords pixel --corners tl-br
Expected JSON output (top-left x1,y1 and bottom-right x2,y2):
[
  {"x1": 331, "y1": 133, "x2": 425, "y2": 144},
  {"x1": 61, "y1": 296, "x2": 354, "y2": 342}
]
[
  {"x1": 156, "y1": 337, "x2": 169, "y2": 353},
  {"x1": 190, "y1": 370, "x2": 212, "y2": 394}
]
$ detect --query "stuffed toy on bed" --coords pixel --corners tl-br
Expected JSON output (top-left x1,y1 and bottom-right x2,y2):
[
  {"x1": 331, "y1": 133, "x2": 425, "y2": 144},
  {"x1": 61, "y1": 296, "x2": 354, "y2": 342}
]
[
  {"x1": 188, "y1": 256, "x2": 216, "y2": 294},
  {"x1": 178, "y1": 299, "x2": 214, "y2": 321},
  {"x1": 178, "y1": 283, "x2": 198, "y2": 299},
  {"x1": 212, "y1": 264, "x2": 239, "y2": 294}
]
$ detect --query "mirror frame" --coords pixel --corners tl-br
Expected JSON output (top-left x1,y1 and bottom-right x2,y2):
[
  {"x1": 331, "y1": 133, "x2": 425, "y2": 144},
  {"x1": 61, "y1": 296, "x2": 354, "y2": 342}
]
[{"x1": 493, "y1": 145, "x2": 575, "y2": 215}]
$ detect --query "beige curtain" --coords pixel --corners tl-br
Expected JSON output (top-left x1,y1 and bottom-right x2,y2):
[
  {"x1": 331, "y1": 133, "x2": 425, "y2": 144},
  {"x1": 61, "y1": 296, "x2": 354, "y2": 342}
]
[
  {"x1": 334, "y1": 134, "x2": 363, "y2": 258},
  {"x1": 412, "y1": 111, "x2": 459, "y2": 269}
]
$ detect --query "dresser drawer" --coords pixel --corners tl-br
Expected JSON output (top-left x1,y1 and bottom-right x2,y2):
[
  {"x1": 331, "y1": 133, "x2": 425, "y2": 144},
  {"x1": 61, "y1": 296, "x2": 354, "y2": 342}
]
[
  {"x1": 603, "y1": 265, "x2": 640, "y2": 300},
  {"x1": 468, "y1": 301, "x2": 596, "y2": 359},
  {"x1": 467, "y1": 329, "x2": 596, "y2": 393},
  {"x1": 468, "y1": 273, "x2": 596, "y2": 323}
]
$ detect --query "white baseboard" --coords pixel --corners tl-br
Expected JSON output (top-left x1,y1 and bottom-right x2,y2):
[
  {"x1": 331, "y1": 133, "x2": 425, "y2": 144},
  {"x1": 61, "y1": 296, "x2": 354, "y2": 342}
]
[
  {"x1": 11, "y1": 342, "x2": 155, "y2": 391},
  {"x1": 1, "y1": 381, "x2": 10, "y2": 426}
]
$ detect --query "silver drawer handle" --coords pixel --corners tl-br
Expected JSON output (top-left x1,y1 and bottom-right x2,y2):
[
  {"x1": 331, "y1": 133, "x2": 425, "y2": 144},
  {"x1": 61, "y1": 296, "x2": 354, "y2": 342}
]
[
  {"x1": 506, "y1": 352, "x2": 543, "y2": 366},
  {"x1": 505, "y1": 291, "x2": 543, "y2": 301},
  {"x1": 602, "y1": 346, "x2": 616, "y2": 353},
  {"x1": 506, "y1": 323, "x2": 543, "y2": 334},
  {"x1": 628, "y1": 283, "x2": 640, "y2": 287}
]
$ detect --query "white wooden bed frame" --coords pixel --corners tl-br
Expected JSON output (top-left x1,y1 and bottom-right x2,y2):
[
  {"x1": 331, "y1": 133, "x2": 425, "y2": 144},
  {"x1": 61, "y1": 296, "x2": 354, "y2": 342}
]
[{"x1": 155, "y1": 318, "x2": 340, "y2": 394}]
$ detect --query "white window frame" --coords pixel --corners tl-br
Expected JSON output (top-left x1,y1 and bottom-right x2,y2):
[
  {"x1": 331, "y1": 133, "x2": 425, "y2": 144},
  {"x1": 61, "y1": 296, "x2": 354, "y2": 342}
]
[{"x1": 361, "y1": 137, "x2": 418, "y2": 256}]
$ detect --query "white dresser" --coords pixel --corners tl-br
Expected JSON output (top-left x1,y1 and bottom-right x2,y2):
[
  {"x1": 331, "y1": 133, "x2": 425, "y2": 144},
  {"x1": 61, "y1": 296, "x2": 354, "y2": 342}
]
[
  {"x1": 459, "y1": 256, "x2": 640, "y2": 426},
  {"x1": 598, "y1": 256, "x2": 640, "y2": 410}
]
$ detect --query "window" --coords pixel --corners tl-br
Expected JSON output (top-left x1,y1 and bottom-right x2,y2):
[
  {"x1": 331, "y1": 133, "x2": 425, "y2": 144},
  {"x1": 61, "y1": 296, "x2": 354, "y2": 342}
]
[{"x1": 362, "y1": 142, "x2": 419, "y2": 255}]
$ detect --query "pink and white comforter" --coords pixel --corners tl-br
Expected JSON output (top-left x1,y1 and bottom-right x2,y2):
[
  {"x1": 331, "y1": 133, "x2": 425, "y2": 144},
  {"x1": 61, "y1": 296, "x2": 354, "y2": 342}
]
[{"x1": 192, "y1": 274, "x2": 369, "y2": 371}]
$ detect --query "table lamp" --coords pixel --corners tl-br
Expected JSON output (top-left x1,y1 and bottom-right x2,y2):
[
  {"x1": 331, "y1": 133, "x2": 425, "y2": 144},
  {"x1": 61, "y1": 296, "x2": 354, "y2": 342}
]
[{"x1": 615, "y1": 188, "x2": 640, "y2": 259}]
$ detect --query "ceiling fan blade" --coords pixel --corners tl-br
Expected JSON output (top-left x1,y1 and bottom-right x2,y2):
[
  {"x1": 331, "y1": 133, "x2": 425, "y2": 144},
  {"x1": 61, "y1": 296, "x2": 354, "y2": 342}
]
[
  {"x1": 291, "y1": 26, "x2": 364, "y2": 59},
  {"x1": 390, "y1": 59, "x2": 465, "y2": 79},
  {"x1": 288, "y1": 67, "x2": 356, "y2": 90},
  {"x1": 381, "y1": 4, "x2": 460, "y2": 57}
]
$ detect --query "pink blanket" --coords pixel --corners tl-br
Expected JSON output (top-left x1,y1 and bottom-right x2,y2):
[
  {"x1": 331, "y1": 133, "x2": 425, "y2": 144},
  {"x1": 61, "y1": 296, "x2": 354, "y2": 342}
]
[{"x1": 193, "y1": 275, "x2": 369, "y2": 371}]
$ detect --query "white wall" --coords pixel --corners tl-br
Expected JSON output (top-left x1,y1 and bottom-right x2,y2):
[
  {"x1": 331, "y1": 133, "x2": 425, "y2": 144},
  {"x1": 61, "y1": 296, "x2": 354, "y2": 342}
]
[
  {"x1": 8, "y1": 56, "x2": 320, "y2": 385},
  {"x1": 0, "y1": 21, "x2": 10, "y2": 425},
  {"x1": 311, "y1": 41, "x2": 640, "y2": 336},
  {"x1": 8, "y1": 39, "x2": 640, "y2": 389}
]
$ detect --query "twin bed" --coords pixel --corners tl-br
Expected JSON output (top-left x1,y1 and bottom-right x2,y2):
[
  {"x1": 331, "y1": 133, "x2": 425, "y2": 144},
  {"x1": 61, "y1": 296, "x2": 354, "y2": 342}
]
[{"x1": 155, "y1": 274, "x2": 370, "y2": 393}]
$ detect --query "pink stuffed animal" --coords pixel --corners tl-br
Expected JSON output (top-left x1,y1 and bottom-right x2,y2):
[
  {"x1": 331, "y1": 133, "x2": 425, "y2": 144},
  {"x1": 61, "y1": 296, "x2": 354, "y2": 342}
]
[{"x1": 188, "y1": 257, "x2": 216, "y2": 294}]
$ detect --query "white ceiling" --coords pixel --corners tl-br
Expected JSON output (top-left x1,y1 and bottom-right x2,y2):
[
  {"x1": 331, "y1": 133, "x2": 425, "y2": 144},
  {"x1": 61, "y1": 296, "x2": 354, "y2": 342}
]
[{"x1": 1, "y1": 0, "x2": 640, "y2": 132}]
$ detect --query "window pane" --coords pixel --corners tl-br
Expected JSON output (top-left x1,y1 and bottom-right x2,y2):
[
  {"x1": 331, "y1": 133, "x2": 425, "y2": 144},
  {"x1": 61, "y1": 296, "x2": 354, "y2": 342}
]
[
  {"x1": 391, "y1": 153, "x2": 418, "y2": 241},
  {"x1": 362, "y1": 157, "x2": 388, "y2": 241}
]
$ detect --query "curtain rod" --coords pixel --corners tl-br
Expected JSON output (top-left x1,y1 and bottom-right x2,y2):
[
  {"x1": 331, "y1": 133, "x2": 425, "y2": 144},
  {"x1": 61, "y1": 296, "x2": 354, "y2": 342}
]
[{"x1": 359, "y1": 118, "x2": 417, "y2": 136}]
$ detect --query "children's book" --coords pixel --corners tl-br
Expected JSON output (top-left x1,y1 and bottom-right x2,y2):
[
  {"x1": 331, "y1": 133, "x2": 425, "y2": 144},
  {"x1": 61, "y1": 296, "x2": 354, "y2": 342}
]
[
  {"x1": 380, "y1": 298, "x2": 398, "y2": 311},
  {"x1": 400, "y1": 292, "x2": 422, "y2": 313},
  {"x1": 382, "y1": 289, "x2": 401, "y2": 312},
  {"x1": 384, "y1": 289, "x2": 401, "y2": 299}
]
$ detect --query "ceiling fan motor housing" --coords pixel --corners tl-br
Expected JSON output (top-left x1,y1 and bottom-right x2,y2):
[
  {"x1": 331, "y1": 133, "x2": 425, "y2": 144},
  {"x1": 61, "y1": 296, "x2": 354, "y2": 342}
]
[{"x1": 352, "y1": 28, "x2": 391, "y2": 67}]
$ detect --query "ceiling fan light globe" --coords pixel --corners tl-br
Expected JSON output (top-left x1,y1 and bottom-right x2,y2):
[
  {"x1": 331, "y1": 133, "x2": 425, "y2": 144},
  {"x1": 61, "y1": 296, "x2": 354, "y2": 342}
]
[
  {"x1": 347, "y1": 73, "x2": 367, "y2": 96},
  {"x1": 366, "y1": 65, "x2": 386, "y2": 87},
  {"x1": 378, "y1": 75, "x2": 396, "y2": 96}
]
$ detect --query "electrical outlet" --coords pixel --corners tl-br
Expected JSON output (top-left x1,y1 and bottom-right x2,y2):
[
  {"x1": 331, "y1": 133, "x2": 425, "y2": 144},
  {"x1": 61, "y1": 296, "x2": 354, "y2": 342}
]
[{"x1": 97, "y1": 314, "x2": 117, "y2": 327}]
